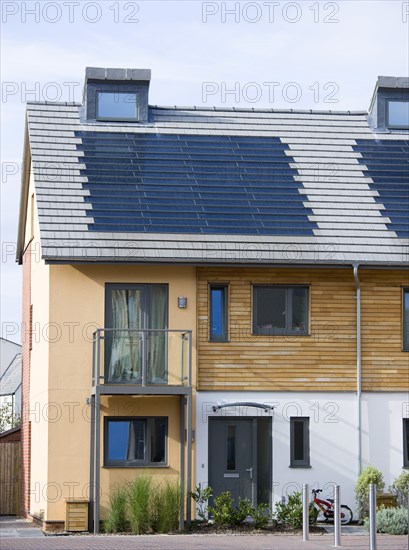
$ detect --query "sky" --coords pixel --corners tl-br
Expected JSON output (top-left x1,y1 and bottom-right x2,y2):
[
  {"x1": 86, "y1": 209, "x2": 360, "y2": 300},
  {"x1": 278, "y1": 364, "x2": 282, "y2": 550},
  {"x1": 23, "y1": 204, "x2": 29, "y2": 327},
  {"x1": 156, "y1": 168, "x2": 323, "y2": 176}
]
[{"x1": 1, "y1": 0, "x2": 408, "y2": 344}]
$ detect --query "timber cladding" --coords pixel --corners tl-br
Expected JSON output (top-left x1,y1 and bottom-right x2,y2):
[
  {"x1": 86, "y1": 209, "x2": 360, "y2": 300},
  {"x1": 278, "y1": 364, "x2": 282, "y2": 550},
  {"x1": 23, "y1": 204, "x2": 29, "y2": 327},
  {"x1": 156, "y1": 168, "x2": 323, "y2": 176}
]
[{"x1": 197, "y1": 267, "x2": 409, "y2": 392}]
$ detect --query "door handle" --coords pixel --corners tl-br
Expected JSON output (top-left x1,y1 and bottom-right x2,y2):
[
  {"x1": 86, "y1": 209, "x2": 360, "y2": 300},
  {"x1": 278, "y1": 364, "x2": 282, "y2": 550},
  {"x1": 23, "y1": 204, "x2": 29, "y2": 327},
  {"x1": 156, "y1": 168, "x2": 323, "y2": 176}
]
[{"x1": 246, "y1": 467, "x2": 253, "y2": 480}]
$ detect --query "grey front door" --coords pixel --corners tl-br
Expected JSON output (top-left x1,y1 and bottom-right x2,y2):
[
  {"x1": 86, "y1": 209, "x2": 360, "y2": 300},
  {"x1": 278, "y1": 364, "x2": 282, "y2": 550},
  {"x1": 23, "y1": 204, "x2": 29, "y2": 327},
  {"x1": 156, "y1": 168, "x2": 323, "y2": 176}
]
[{"x1": 208, "y1": 418, "x2": 256, "y2": 506}]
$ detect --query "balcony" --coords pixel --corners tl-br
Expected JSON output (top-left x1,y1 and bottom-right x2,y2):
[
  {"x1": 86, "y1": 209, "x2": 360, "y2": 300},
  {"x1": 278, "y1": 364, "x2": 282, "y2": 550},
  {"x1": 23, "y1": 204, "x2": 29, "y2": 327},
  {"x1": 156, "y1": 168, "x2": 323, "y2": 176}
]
[{"x1": 91, "y1": 329, "x2": 192, "y2": 395}]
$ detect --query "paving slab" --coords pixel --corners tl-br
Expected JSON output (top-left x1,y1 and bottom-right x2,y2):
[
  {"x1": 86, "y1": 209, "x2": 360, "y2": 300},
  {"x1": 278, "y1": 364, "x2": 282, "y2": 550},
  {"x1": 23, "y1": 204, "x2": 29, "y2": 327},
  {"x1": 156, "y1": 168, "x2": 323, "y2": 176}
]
[
  {"x1": 0, "y1": 533, "x2": 408, "y2": 550},
  {"x1": 0, "y1": 517, "x2": 45, "y2": 539}
]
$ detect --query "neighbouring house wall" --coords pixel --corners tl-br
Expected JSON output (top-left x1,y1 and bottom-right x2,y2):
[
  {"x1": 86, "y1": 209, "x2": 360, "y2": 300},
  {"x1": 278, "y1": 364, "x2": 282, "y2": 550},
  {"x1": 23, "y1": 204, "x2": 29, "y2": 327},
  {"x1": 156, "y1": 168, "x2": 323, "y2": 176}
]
[
  {"x1": 196, "y1": 391, "x2": 408, "y2": 517},
  {"x1": 44, "y1": 263, "x2": 197, "y2": 521},
  {"x1": 197, "y1": 267, "x2": 409, "y2": 391}
]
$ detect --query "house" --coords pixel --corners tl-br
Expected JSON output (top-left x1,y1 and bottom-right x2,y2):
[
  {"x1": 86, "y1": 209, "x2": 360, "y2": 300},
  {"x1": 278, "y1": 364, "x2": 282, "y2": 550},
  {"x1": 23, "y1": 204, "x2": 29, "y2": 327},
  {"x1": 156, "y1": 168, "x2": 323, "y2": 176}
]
[
  {"x1": 16, "y1": 68, "x2": 409, "y2": 531},
  {"x1": 0, "y1": 338, "x2": 22, "y2": 430}
]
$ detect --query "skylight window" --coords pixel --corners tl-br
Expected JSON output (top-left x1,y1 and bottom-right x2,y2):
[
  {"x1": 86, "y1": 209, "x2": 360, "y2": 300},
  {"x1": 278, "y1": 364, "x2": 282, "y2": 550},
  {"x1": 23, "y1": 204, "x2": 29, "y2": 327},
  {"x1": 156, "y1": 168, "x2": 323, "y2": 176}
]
[
  {"x1": 96, "y1": 92, "x2": 138, "y2": 121},
  {"x1": 387, "y1": 100, "x2": 409, "y2": 129}
]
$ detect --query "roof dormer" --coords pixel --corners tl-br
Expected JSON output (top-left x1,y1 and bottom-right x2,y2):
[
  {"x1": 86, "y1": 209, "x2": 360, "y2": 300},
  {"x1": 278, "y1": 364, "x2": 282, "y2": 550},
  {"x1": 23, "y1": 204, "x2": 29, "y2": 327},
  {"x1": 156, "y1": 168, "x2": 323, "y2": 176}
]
[
  {"x1": 83, "y1": 67, "x2": 151, "y2": 123},
  {"x1": 368, "y1": 76, "x2": 409, "y2": 131}
]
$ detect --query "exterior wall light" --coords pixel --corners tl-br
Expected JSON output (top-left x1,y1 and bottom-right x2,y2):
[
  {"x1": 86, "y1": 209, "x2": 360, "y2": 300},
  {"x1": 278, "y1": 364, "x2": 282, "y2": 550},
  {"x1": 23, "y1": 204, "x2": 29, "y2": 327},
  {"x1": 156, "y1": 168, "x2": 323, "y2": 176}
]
[{"x1": 178, "y1": 296, "x2": 187, "y2": 308}]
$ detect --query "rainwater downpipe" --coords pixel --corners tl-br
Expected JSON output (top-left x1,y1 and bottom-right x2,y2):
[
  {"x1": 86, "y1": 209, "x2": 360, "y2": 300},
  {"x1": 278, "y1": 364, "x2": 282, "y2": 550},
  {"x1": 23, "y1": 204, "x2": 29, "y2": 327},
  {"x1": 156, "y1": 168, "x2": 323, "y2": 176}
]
[{"x1": 353, "y1": 263, "x2": 362, "y2": 481}]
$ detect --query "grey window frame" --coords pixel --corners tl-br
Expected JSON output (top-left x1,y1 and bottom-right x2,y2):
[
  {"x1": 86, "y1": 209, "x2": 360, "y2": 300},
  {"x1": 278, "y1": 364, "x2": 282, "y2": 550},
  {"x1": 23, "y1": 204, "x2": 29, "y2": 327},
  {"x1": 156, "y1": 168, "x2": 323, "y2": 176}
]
[
  {"x1": 252, "y1": 285, "x2": 309, "y2": 336},
  {"x1": 209, "y1": 284, "x2": 229, "y2": 342},
  {"x1": 404, "y1": 419, "x2": 409, "y2": 468},
  {"x1": 290, "y1": 417, "x2": 311, "y2": 468},
  {"x1": 104, "y1": 416, "x2": 168, "y2": 468},
  {"x1": 96, "y1": 91, "x2": 139, "y2": 122},
  {"x1": 403, "y1": 288, "x2": 409, "y2": 352},
  {"x1": 386, "y1": 99, "x2": 409, "y2": 129}
]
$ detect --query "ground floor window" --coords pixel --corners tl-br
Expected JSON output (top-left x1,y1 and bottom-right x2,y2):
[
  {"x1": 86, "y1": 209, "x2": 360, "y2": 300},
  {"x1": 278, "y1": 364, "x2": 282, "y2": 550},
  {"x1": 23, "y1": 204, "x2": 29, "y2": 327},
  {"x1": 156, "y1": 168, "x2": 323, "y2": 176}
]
[
  {"x1": 104, "y1": 417, "x2": 167, "y2": 467},
  {"x1": 404, "y1": 419, "x2": 409, "y2": 468},
  {"x1": 290, "y1": 417, "x2": 310, "y2": 468}
]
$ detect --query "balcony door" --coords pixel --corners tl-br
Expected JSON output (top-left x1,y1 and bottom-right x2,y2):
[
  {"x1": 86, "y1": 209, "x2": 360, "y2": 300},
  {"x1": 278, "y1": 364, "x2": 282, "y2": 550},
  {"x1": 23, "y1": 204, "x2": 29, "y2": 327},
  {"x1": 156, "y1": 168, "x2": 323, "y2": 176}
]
[{"x1": 105, "y1": 284, "x2": 168, "y2": 384}]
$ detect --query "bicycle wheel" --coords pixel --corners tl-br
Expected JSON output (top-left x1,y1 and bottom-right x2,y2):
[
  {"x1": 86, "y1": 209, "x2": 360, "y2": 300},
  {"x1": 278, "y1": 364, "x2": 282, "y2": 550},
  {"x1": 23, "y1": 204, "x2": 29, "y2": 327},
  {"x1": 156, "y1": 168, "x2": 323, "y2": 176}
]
[{"x1": 340, "y1": 505, "x2": 353, "y2": 525}]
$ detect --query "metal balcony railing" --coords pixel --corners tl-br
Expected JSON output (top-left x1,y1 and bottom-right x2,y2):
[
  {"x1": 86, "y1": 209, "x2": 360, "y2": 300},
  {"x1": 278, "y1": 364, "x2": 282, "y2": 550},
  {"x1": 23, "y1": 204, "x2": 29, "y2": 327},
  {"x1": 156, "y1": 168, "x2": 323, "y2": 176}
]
[{"x1": 91, "y1": 329, "x2": 192, "y2": 388}]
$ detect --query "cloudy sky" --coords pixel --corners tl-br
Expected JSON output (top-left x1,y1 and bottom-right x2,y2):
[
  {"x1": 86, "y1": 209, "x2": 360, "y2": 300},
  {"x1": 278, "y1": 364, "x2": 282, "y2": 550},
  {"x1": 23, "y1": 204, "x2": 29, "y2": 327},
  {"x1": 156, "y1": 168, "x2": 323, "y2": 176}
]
[{"x1": 1, "y1": 0, "x2": 408, "y2": 344}]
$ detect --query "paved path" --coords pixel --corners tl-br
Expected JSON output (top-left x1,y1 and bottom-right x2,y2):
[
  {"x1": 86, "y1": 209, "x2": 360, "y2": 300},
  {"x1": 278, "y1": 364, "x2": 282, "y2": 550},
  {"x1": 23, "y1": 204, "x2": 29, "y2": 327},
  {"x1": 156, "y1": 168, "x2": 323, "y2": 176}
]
[
  {"x1": 0, "y1": 516, "x2": 44, "y2": 539},
  {"x1": 1, "y1": 533, "x2": 408, "y2": 550}
]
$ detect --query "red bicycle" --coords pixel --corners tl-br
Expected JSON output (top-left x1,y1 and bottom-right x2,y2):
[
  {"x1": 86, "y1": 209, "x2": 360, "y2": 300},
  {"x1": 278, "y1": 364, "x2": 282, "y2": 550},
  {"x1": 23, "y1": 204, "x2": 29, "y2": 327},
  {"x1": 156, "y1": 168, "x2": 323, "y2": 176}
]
[{"x1": 312, "y1": 489, "x2": 353, "y2": 525}]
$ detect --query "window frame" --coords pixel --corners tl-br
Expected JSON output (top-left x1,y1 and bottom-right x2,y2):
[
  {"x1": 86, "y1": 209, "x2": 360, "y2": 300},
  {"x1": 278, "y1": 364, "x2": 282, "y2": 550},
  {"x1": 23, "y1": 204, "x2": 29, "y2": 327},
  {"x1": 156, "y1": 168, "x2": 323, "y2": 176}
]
[
  {"x1": 403, "y1": 419, "x2": 409, "y2": 468},
  {"x1": 104, "y1": 416, "x2": 168, "y2": 468},
  {"x1": 290, "y1": 417, "x2": 311, "y2": 468},
  {"x1": 209, "y1": 284, "x2": 229, "y2": 342},
  {"x1": 403, "y1": 288, "x2": 409, "y2": 352},
  {"x1": 96, "y1": 91, "x2": 139, "y2": 122},
  {"x1": 386, "y1": 99, "x2": 409, "y2": 130},
  {"x1": 252, "y1": 285, "x2": 309, "y2": 336}
]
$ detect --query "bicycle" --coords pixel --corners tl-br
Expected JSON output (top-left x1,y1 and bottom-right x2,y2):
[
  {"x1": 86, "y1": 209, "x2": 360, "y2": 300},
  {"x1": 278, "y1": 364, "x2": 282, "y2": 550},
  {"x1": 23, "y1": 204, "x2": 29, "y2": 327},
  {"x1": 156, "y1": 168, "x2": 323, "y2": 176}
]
[{"x1": 312, "y1": 489, "x2": 353, "y2": 525}]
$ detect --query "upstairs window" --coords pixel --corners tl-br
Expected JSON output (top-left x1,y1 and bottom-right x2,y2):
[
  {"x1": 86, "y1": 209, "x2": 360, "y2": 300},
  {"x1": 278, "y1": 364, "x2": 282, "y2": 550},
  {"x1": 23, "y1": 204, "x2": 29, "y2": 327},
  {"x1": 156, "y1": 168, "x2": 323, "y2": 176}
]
[
  {"x1": 96, "y1": 92, "x2": 139, "y2": 121},
  {"x1": 387, "y1": 100, "x2": 409, "y2": 129},
  {"x1": 209, "y1": 285, "x2": 228, "y2": 342},
  {"x1": 253, "y1": 285, "x2": 309, "y2": 336},
  {"x1": 404, "y1": 289, "x2": 409, "y2": 351}
]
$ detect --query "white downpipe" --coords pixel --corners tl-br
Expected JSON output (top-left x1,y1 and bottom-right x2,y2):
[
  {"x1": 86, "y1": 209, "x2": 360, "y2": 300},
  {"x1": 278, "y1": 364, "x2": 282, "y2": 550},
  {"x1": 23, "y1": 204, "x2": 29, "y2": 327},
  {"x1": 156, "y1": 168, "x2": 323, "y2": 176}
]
[{"x1": 353, "y1": 263, "x2": 362, "y2": 481}]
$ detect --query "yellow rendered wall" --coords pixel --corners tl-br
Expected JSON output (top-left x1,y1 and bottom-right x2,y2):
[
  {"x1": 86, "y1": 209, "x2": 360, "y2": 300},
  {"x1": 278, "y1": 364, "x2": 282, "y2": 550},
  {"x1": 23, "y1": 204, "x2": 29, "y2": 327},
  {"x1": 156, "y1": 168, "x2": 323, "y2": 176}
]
[
  {"x1": 45, "y1": 264, "x2": 197, "y2": 521},
  {"x1": 25, "y1": 173, "x2": 51, "y2": 519}
]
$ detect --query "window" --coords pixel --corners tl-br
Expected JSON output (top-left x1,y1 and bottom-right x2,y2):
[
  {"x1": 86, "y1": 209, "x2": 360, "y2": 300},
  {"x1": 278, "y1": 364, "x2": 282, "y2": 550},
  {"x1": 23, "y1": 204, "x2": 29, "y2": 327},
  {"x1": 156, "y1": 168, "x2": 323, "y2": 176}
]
[
  {"x1": 105, "y1": 284, "x2": 168, "y2": 383},
  {"x1": 404, "y1": 419, "x2": 409, "y2": 468},
  {"x1": 96, "y1": 92, "x2": 138, "y2": 121},
  {"x1": 253, "y1": 285, "x2": 308, "y2": 336},
  {"x1": 290, "y1": 417, "x2": 310, "y2": 468},
  {"x1": 403, "y1": 289, "x2": 409, "y2": 351},
  {"x1": 226, "y1": 425, "x2": 236, "y2": 471},
  {"x1": 209, "y1": 285, "x2": 228, "y2": 342},
  {"x1": 387, "y1": 100, "x2": 409, "y2": 129},
  {"x1": 105, "y1": 417, "x2": 167, "y2": 467}
]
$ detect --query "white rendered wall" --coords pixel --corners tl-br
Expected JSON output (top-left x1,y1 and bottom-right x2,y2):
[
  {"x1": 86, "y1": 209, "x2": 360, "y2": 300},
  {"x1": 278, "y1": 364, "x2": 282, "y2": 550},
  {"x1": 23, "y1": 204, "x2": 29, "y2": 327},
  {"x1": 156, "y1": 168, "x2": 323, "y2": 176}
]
[{"x1": 196, "y1": 392, "x2": 408, "y2": 516}]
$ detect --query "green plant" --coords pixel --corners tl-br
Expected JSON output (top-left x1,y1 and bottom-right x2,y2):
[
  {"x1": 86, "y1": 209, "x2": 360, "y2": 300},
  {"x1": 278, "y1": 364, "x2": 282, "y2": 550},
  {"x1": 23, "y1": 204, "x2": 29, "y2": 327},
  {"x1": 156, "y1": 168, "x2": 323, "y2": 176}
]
[
  {"x1": 104, "y1": 486, "x2": 128, "y2": 533},
  {"x1": 209, "y1": 491, "x2": 235, "y2": 527},
  {"x1": 251, "y1": 502, "x2": 270, "y2": 529},
  {"x1": 390, "y1": 471, "x2": 409, "y2": 507},
  {"x1": 355, "y1": 466, "x2": 385, "y2": 516},
  {"x1": 364, "y1": 506, "x2": 408, "y2": 535},
  {"x1": 0, "y1": 402, "x2": 21, "y2": 433},
  {"x1": 127, "y1": 475, "x2": 153, "y2": 534},
  {"x1": 153, "y1": 479, "x2": 181, "y2": 533},
  {"x1": 190, "y1": 483, "x2": 213, "y2": 522},
  {"x1": 274, "y1": 492, "x2": 317, "y2": 529},
  {"x1": 233, "y1": 497, "x2": 253, "y2": 525}
]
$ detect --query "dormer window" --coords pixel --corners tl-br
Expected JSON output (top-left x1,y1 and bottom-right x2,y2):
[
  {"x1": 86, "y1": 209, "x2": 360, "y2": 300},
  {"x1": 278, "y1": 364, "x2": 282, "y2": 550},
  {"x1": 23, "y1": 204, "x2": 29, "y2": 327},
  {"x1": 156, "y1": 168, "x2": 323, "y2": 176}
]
[
  {"x1": 387, "y1": 100, "x2": 409, "y2": 129},
  {"x1": 96, "y1": 92, "x2": 139, "y2": 122}
]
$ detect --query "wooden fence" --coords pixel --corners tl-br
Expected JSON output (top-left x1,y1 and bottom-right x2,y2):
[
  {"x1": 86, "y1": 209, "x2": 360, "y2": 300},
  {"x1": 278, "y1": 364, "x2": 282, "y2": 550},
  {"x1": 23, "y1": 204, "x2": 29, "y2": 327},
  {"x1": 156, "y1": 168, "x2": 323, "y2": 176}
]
[{"x1": 0, "y1": 442, "x2": 21, "y2": 515}]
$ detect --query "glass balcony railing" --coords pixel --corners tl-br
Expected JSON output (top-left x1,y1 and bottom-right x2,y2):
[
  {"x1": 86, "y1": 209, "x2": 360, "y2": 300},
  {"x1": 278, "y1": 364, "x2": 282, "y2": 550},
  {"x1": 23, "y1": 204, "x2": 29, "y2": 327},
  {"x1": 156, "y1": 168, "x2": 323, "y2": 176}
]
[{"x1": 92, "y1": 329, "x2": 192, "y2": 387}]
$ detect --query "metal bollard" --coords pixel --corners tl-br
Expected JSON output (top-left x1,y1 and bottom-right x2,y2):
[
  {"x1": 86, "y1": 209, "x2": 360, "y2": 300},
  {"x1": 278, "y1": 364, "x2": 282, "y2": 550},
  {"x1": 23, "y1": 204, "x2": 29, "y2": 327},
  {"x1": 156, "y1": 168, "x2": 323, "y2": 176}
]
[
  {"x1": 369, "y1": 484, "x2": 377, "y2": 550},
  {"x1": 333, "y1": 485, "x2": 341, "y2": 547},
  {"x1": 302, "y1": 484, "x2": 309, "y2": 542}
]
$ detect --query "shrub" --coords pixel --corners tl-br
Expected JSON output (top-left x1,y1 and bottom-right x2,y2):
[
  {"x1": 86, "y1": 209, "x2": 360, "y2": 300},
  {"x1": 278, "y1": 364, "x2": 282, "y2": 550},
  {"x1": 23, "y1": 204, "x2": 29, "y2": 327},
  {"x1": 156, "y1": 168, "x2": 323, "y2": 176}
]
[
  {"x1": 104, "y1": 486, "x2": 128, "y2": 533},
  {"x1": 355, "y1": 466, "x2": 385, "y2": 516},
  {"x1": 251, "y1": 503, "x2": 270, "y2": 529},
  {"x1": 190, "y1": 484, "x2": 213, "y2": 522},
  {"x1": 390, "y1": 471, "x2": 409, "y2": 507},
  {"x1": 209, "y1": 491, "x2": 235, "y2": 527},
  {"x1": 274, "y1": 492, "x2": 316, "y2": 529},
  {"x1": 233, "y1": 498, "x2": 253, "y2": 525},
  {"x1": 153, "y1": 479, "x2": 181, "y2": 533},
  {"x1": 127, "y1": 475, "x2": 153, "y2": 534},
  {"x1": 364, "y1": 506, "x2": 408, "y2": 535}
]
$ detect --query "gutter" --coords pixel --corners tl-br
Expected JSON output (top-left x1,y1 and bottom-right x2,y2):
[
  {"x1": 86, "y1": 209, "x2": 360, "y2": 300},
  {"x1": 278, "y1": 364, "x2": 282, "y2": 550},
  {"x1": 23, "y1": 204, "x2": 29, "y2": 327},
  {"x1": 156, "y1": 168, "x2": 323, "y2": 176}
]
[{"x1": 353, "y1": 263, "x2": 362, "y2": 479}]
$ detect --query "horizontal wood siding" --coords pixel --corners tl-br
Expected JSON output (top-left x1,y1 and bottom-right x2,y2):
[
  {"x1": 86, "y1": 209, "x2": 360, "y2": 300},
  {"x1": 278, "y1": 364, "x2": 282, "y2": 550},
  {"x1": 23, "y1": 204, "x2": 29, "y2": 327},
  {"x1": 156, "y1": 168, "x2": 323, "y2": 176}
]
[
  {"x1": 197, "y1": 267, "x2": 409, "y2": 392},
  {"x1": 360, "y1": 270, "x2": 409, "y2": 391}
]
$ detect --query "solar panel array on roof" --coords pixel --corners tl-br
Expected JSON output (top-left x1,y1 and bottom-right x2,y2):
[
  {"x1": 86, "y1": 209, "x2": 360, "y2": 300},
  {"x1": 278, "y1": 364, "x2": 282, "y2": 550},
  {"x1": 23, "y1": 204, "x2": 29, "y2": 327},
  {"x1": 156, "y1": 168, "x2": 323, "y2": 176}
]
[
  {"x1": 75, "y1": 132, "x2": 317, "y2": 236},
  {"x1": 353, "y1": 139, "x2": 409, "y2": 238}
]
